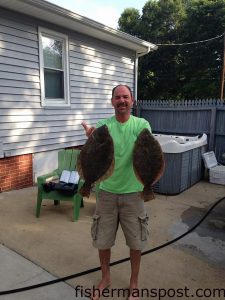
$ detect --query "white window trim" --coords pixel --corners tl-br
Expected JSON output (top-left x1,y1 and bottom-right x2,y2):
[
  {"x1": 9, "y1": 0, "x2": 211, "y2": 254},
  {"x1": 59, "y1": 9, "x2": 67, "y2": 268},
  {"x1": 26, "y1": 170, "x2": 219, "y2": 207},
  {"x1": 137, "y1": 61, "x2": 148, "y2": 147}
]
[{"x1": 38, "y1": 27, "x2": 70, "y2": 107}]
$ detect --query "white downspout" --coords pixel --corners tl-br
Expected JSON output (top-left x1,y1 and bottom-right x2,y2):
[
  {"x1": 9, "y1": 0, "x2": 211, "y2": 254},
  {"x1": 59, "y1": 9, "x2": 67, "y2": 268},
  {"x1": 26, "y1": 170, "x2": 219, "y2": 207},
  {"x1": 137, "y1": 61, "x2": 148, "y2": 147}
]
[
  {"x1": 134, "y1": 54, "x2": 139, "y2": 101},
  {"x1": 134, "y1": 47, "x2": 151, "y2": 102},
  {"x1": 134, "y1": 45, "x2": 158, "y2": 101}
]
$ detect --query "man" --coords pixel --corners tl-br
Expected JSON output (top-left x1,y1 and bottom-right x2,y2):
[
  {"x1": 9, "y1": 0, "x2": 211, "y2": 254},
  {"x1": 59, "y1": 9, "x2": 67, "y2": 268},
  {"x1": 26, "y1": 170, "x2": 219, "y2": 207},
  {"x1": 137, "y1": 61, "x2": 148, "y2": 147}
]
[{"x1": 81, "y1": 85, "x2": 151, "y2": 300}]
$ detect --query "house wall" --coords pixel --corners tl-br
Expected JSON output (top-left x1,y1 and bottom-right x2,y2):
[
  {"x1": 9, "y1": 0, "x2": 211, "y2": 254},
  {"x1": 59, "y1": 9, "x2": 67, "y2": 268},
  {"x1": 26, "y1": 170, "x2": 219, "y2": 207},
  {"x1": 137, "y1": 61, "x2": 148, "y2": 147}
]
[
  {"x1": 0, "y1": 8, "x2": 136, "y2": 191},
  {"x1": 0, "y1": 8, "x2": 135, "y2": 157}
]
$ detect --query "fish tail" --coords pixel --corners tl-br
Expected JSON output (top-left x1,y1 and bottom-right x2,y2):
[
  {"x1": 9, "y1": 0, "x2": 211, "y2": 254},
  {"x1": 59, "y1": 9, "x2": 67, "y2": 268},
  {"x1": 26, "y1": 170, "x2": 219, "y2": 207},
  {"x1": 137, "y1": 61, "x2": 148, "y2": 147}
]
[
  {"x1": 80, "y1": 182, "x2": 91, "y2": 198},
  {"x1": 141, "y1": 186, "x2": 155, "y2": 202}
]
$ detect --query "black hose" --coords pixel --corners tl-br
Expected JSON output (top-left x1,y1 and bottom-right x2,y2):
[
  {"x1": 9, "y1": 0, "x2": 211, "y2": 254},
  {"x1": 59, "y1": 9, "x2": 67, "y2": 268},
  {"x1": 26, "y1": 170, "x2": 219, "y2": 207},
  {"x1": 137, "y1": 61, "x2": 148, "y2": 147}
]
[{"x1": 0, "y1": 196, "x2": 224, "y2": 296}]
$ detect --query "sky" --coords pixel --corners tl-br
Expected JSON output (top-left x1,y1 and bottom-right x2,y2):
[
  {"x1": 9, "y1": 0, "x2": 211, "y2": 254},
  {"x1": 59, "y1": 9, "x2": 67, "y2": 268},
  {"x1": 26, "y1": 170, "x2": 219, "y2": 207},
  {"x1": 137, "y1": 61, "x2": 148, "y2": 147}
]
[{"x1": 47, "y1": 0, "x2": 147, "y2": 29}]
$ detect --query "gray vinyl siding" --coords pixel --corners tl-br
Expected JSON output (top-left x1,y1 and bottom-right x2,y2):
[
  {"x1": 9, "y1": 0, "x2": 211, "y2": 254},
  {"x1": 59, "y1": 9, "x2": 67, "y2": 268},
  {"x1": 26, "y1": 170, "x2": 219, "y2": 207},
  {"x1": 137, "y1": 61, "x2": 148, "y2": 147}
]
[{"x1": 0, "y1": 9, "x2": 135, "y2": 157}]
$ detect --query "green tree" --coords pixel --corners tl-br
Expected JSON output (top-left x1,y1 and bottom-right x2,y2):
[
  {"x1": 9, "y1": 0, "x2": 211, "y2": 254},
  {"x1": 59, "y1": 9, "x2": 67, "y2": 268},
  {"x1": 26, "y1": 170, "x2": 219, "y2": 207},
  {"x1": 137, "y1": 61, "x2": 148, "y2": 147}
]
[
  {"x1": 118, "y1": 0, "x2": 225, "y2": 100},
  {"x1": 118, "y1": 8, "x2": 141, "y2": 37},
  {"x1": 178, "y1": 0, "x2": 225, "y2": 98}
]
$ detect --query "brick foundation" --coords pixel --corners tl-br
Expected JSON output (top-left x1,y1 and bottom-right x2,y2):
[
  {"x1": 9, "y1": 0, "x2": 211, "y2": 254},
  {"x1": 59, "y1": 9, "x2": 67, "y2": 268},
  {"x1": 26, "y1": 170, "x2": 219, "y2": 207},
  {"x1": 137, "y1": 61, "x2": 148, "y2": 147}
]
[{"x1": 0, "y1": 154, "x2": 33, "y2": 192}]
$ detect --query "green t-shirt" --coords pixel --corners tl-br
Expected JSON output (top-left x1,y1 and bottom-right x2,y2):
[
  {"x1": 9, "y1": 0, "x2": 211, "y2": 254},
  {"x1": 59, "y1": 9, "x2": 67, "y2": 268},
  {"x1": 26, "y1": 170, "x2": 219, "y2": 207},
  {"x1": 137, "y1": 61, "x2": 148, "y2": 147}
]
[{"x1": 97, "y1": 115, "x2": 151, "y2": 194}]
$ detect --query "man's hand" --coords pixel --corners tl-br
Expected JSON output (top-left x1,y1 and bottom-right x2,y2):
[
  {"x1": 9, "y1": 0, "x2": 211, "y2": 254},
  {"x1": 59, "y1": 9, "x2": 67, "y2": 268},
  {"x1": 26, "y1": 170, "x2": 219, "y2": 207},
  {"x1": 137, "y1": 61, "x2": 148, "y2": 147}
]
[{"x1": 81, "y1": 121, "x2": 95, "y2": 137}]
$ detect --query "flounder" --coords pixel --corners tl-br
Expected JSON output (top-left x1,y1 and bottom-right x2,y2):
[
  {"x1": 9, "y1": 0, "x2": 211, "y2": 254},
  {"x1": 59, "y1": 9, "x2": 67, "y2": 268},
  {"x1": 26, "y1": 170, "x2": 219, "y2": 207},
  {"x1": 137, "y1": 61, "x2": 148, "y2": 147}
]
[
  {"x1": 77, "y1": 125, "x2": 114, "y2": 197},
  {"x1": 133, "y1": 129, "x2": 165, "y2": 201}
]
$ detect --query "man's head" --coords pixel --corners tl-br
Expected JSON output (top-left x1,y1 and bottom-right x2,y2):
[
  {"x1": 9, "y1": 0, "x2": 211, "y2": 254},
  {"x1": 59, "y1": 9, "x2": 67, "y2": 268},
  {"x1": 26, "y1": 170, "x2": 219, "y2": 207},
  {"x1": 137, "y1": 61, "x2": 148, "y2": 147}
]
[{"x1": 111, "y1": 85, "x2": 134, "y2": 117}]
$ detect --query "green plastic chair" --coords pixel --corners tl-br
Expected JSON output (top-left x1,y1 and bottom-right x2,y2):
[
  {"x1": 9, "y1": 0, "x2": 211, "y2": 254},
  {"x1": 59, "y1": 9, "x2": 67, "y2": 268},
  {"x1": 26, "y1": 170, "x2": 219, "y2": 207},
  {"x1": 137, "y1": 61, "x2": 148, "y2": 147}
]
[{"x1": 36, "y1": 149, "x2": 84, "y2": 222}]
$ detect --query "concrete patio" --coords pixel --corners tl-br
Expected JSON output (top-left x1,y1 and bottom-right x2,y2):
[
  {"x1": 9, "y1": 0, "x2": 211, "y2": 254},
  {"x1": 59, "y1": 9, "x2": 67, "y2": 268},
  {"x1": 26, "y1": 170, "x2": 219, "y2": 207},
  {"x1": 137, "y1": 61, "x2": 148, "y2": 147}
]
[{"x1": 0, "y1": 180, "x2": 224, "y2": 300}]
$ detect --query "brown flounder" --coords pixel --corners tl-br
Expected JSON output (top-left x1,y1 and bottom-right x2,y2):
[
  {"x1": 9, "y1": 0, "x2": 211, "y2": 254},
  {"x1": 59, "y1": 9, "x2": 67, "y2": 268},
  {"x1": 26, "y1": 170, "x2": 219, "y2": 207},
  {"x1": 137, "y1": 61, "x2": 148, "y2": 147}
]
[
  {"x1": 133, "y1": 129, "x2": 165, "y2": 201},
  {"x1": 77, "y1": 125, "x2": 114, "y2": 197}
]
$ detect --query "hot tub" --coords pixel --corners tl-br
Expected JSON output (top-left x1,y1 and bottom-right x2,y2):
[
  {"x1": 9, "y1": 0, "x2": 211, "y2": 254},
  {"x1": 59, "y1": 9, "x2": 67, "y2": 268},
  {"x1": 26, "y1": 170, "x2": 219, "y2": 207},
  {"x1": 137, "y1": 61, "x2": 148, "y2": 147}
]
[{"x1": 153, "y1": 133, "x2": 207, "y2": 195}]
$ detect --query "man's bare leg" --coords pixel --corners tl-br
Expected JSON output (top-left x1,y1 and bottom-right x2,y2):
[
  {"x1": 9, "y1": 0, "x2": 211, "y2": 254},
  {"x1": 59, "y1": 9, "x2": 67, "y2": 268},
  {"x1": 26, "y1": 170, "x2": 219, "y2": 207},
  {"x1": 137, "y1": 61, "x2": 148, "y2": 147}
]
[
  {"x1": 128, "y1": 249, "x2": 141, "y2": 300},
  {"x1": 91, "y1": 249, "x2": 111, "y2": 300}
]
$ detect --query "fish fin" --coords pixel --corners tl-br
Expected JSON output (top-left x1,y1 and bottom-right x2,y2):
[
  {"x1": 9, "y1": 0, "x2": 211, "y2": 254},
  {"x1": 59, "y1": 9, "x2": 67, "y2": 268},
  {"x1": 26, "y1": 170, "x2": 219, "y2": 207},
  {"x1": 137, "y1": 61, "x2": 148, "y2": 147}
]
[
  {"x1": 79, "y1": 182, "x2": 91, "y2": 198},
  {"x1": 76, "y1": 154, "x2": 84, "y2": 179},
  {"x1": 141, "y1": 186, "x2": 155, "y2": 202},
  {"x1": 133, "y1": 168, "x2": 144, "y2": 185},
  {"x1": 152, "y1": 159, "x2": 166, "y2": 185}
]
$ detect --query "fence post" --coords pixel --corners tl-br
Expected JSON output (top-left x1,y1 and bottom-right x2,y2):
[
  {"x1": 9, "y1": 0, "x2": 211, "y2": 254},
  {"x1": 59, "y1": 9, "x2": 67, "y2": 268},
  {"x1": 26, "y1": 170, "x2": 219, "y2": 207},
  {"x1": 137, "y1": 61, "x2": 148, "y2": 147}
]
[
  {"x1": 133, "y1": 101, "x2": 140, "y2": 117},
  {"x1": 209, "y1": 107, "x2": 217, "y2": 151}
]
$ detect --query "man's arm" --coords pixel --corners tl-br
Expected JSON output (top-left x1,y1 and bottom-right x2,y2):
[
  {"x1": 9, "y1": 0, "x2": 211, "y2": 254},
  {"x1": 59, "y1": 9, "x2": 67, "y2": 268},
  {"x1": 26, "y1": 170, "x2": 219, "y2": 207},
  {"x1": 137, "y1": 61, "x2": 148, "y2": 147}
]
[{"x1": 81, "y1": 121, "x2": 95, "y2": 137}]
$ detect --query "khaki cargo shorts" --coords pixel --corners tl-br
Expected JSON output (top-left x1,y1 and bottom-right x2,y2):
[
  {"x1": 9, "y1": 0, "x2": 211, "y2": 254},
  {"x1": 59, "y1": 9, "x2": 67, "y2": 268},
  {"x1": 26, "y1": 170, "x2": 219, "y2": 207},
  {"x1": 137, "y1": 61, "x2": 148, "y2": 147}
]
[{"x1": 91, "y1": 190, "x2": 149, "y2": 250}]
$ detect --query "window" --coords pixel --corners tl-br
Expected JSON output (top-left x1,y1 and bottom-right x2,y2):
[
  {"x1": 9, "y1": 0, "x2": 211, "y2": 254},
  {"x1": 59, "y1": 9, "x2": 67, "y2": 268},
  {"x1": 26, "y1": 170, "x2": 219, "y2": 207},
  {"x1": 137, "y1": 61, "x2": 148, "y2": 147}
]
[{"x1": 39, "y1": 27, "x2": 70, "y2": 107}]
